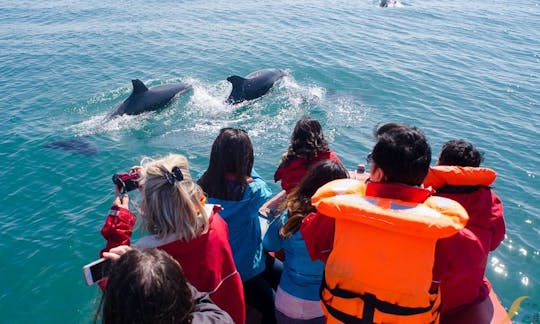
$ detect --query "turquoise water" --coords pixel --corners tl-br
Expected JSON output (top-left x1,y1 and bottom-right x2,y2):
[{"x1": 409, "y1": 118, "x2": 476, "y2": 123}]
[{"x1": 1, "y1": 0, "x2": 539, "y2": 322}]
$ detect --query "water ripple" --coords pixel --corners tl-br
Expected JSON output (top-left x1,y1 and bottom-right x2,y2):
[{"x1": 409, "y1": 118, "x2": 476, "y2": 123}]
[{"x1": 1, "y1": 0, "x2": 540, "y2": 322}]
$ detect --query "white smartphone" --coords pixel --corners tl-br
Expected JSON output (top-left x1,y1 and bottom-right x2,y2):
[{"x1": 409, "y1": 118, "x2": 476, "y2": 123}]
[{"x1": 82, "y1": 257, "x2": 112, "y2": 286}]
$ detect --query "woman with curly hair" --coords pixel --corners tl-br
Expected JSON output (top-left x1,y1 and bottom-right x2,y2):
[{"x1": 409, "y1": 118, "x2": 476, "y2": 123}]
[{"x1": 274, "y1": 116, "x2": 343, "y2": 194}]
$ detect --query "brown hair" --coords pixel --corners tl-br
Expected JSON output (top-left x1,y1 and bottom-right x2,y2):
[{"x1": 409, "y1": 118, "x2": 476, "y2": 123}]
[
  {"x1": 98, "y1": 248, "x2": 194, "y2": 324},
  {"x1": 282, "y1": 116, "x2": 330, "y2": 165},
  {"x1": 279, "y1": 160, "x2": 348, "y2": 238},
  {"x1": 198, "y1": 128, "x2": 254, "y2": 201}
]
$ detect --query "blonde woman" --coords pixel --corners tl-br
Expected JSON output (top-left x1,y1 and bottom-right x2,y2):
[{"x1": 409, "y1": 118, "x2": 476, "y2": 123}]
[{"x1": 99, "y1": 153, "x2": 245, "y2": 324}]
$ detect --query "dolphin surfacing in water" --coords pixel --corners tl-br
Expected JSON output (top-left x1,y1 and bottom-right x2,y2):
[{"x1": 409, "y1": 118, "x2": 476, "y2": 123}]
[
  {"x1": 226, "y1": 69, "x2": 286, "y2": 104},
  {"x1": 107, "y1": 79, "x2": 191, "y2": 119},
  {"x1": 45, "y1": 79, "x2": 191, "y2": 155}
]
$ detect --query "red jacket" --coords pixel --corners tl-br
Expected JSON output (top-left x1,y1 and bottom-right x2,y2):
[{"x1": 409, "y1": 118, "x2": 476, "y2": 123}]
[
  {"x1": 425, "y1": 166, "x2": 506, "y2": 314},
  {"x1": 274, "y1": 150, "x2": 342, "y2": 194},
  {"x1": 433, "y1": 228, "x2": 488, "y2": 314},
  {"x1": 100, "y1": 205, "x2": 246, "y2": 324}
]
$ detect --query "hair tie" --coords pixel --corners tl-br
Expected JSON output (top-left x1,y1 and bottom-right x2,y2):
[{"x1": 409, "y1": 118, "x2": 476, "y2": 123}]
[{"x1": 165, "y1": 166, "x2": 184, "y2": 185}]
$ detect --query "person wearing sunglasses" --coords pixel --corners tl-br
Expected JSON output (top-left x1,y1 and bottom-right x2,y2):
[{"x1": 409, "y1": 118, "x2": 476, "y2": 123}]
[{"x1": 301, "y1": 124, "x2": 469, "y2": 323}]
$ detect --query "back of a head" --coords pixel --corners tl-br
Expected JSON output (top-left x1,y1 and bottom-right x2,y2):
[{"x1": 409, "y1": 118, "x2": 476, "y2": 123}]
[
  {"x1": 438, "y1": 139, "x2": 483, "y2": 167},
  {"x1": 373, "y1": 122, "x2": 409, "y2": 138},
  {"x1": 296, "y1": 160, "x2": 349, "y2": 199},
  {"x1": 142, "y1": 153, "x2": 192, "y2": 183},
  {"x1": 288, "y1": 116, "x2": 329, "y2": 160},
  {"x1": 141, "y1": 154, "x2": 206, "y2": 240},
  {"x1": 199, "y1": 127, "x2": 254, "y2": 199},
  {"x1": 371, "y1": 126, "x2": 431, "y2": 186},
  {"x1": 211, "y1": 128, "x2": 253, "y2": 178},
  {"x1": 280, "y1": 160, "x2": 348, "y2": 238},
  {"x1": 102, "y1": 249, "x2": 193, "y2": 324}
]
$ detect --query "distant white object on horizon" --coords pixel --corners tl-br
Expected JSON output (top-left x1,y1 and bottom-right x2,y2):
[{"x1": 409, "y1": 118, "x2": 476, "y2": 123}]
[{"x1": 380, "y1": 0, "x2": 401, "y2": 7}]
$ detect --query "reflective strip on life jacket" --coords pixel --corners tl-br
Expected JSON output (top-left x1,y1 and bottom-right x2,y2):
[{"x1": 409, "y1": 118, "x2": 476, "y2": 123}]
[{"x1": 312, "y1": 180, "x2": 468, "y2": 239}]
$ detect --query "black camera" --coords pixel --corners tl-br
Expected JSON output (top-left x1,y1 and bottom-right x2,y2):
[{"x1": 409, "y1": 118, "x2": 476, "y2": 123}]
[{"x1": 112, "y1": 171, "x2": 140, "y2": 193}]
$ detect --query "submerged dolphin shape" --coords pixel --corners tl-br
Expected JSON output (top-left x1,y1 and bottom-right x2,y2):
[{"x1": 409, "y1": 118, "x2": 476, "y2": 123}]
[
  {"x1": 226, "y1": 69, "x2": 286, "y2": 104},
  {"x1": 44, "y1": 137, "x2": 99, "y2": 156},
  {"x1": 106, "y1": 79, "x2": 191, "y2": 119}
]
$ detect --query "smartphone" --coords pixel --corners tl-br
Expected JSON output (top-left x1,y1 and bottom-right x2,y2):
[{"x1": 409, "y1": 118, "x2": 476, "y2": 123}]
[{"x1": 82, "y1": 258, "x2": 112, "y2": 286}]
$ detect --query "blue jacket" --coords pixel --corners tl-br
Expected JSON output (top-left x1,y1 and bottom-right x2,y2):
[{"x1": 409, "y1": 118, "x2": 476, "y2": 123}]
[
  {"x1": 263, "y1": 211, "x2": 324, "y2": 301},
  {"x1": 207, "y1": 171, "x2": 273, "y2": 281}
]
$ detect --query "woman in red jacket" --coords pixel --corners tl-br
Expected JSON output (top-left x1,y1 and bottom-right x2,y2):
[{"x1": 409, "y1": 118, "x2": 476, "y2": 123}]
[
  {"x1": 274, "y1": 116, "x2": 343, "y2": 194},
  {"x1": 99, "y1": 154, "x2": 245, "y2": 324}
]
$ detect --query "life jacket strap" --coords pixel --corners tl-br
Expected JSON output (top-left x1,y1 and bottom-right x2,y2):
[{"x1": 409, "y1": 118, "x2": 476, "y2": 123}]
[{"x1": 321, "y1": 274, "x2": 437, "y2": 323}]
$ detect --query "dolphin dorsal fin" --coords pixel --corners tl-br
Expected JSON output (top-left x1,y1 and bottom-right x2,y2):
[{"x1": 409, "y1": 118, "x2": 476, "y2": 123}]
[
  {"x1": 131, "y1": 79, "x2": 149, "y2": 94},
  {"x1": 227, "y1": 75, "x2": 247, "y2": 88}
]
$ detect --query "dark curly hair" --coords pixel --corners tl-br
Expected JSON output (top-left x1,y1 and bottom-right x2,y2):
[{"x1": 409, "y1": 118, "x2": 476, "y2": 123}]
[
  {"x1": 282, "y1": 116, "x2": 330, "y2": 165},
  {"x1": 438, "y1": 139, "x2": 484, "y2": 167}
]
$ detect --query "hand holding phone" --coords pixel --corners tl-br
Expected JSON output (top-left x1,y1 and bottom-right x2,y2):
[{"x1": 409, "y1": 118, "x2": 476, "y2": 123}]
[
  {"x1": 83, "y1": 245, "x2": 132, "y2": 286},
  {"x1": 82, "y1": 258, "x2": 112, "y2": 286}
]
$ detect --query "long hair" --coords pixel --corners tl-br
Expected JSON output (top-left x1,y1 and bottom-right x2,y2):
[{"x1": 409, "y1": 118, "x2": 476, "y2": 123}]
[
  {"x1": 198, "y1": 128, "x2": 254, "y2": 201},
  {"x1": 99, "y1": 248, "x2": 194, "y2": 324},
  {"x1": 279, "y1": 160, "x2": 348, "y2": 238},
  {"x1": 140, "y1": 154, "x2": 209, "y2": 241},
  {"x1": 282, "y1": 116, "x2": 330, "y2": 165}
]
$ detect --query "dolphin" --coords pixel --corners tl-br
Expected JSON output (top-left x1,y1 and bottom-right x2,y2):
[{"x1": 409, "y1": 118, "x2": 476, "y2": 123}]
[
  {"x1": 44, "y1": 137, "x2": 99, "y2": 156},
  {"x1": 106, "y1": 79, "x2": 191, "y2": 119},
  {"x1": 45, "y1": 79, "x2": 191, "y2": 155},
  {"x1": 226, "y1": 69, "x2": 286, "y2": 104}
]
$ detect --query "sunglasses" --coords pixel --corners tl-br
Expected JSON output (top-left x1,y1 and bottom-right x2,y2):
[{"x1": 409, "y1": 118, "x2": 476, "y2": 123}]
[{"x1": 366, "y1": 152, "x2": 373, "y2": 164}]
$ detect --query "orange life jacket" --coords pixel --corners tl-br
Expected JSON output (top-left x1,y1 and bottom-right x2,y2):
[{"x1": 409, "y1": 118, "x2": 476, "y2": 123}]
[{"x1": 312, "y1": 179, "x2": 469, "y2": 324}]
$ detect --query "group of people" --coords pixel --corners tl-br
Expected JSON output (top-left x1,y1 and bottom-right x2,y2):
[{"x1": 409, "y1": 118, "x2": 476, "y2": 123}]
[{"x1": 93, "y1": 116, "x2": 505, "y2": 324}]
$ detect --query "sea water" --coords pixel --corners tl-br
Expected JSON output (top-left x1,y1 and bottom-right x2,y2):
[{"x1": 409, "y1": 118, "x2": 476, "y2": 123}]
[{"x1": 0, "y1": 0, "x2": 538, "y2": 322}]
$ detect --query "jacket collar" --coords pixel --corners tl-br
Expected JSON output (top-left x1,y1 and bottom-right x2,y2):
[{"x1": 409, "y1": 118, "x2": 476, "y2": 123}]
[{"x1": 365, "y1": 181, "x2": 434, "y2": 203}]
